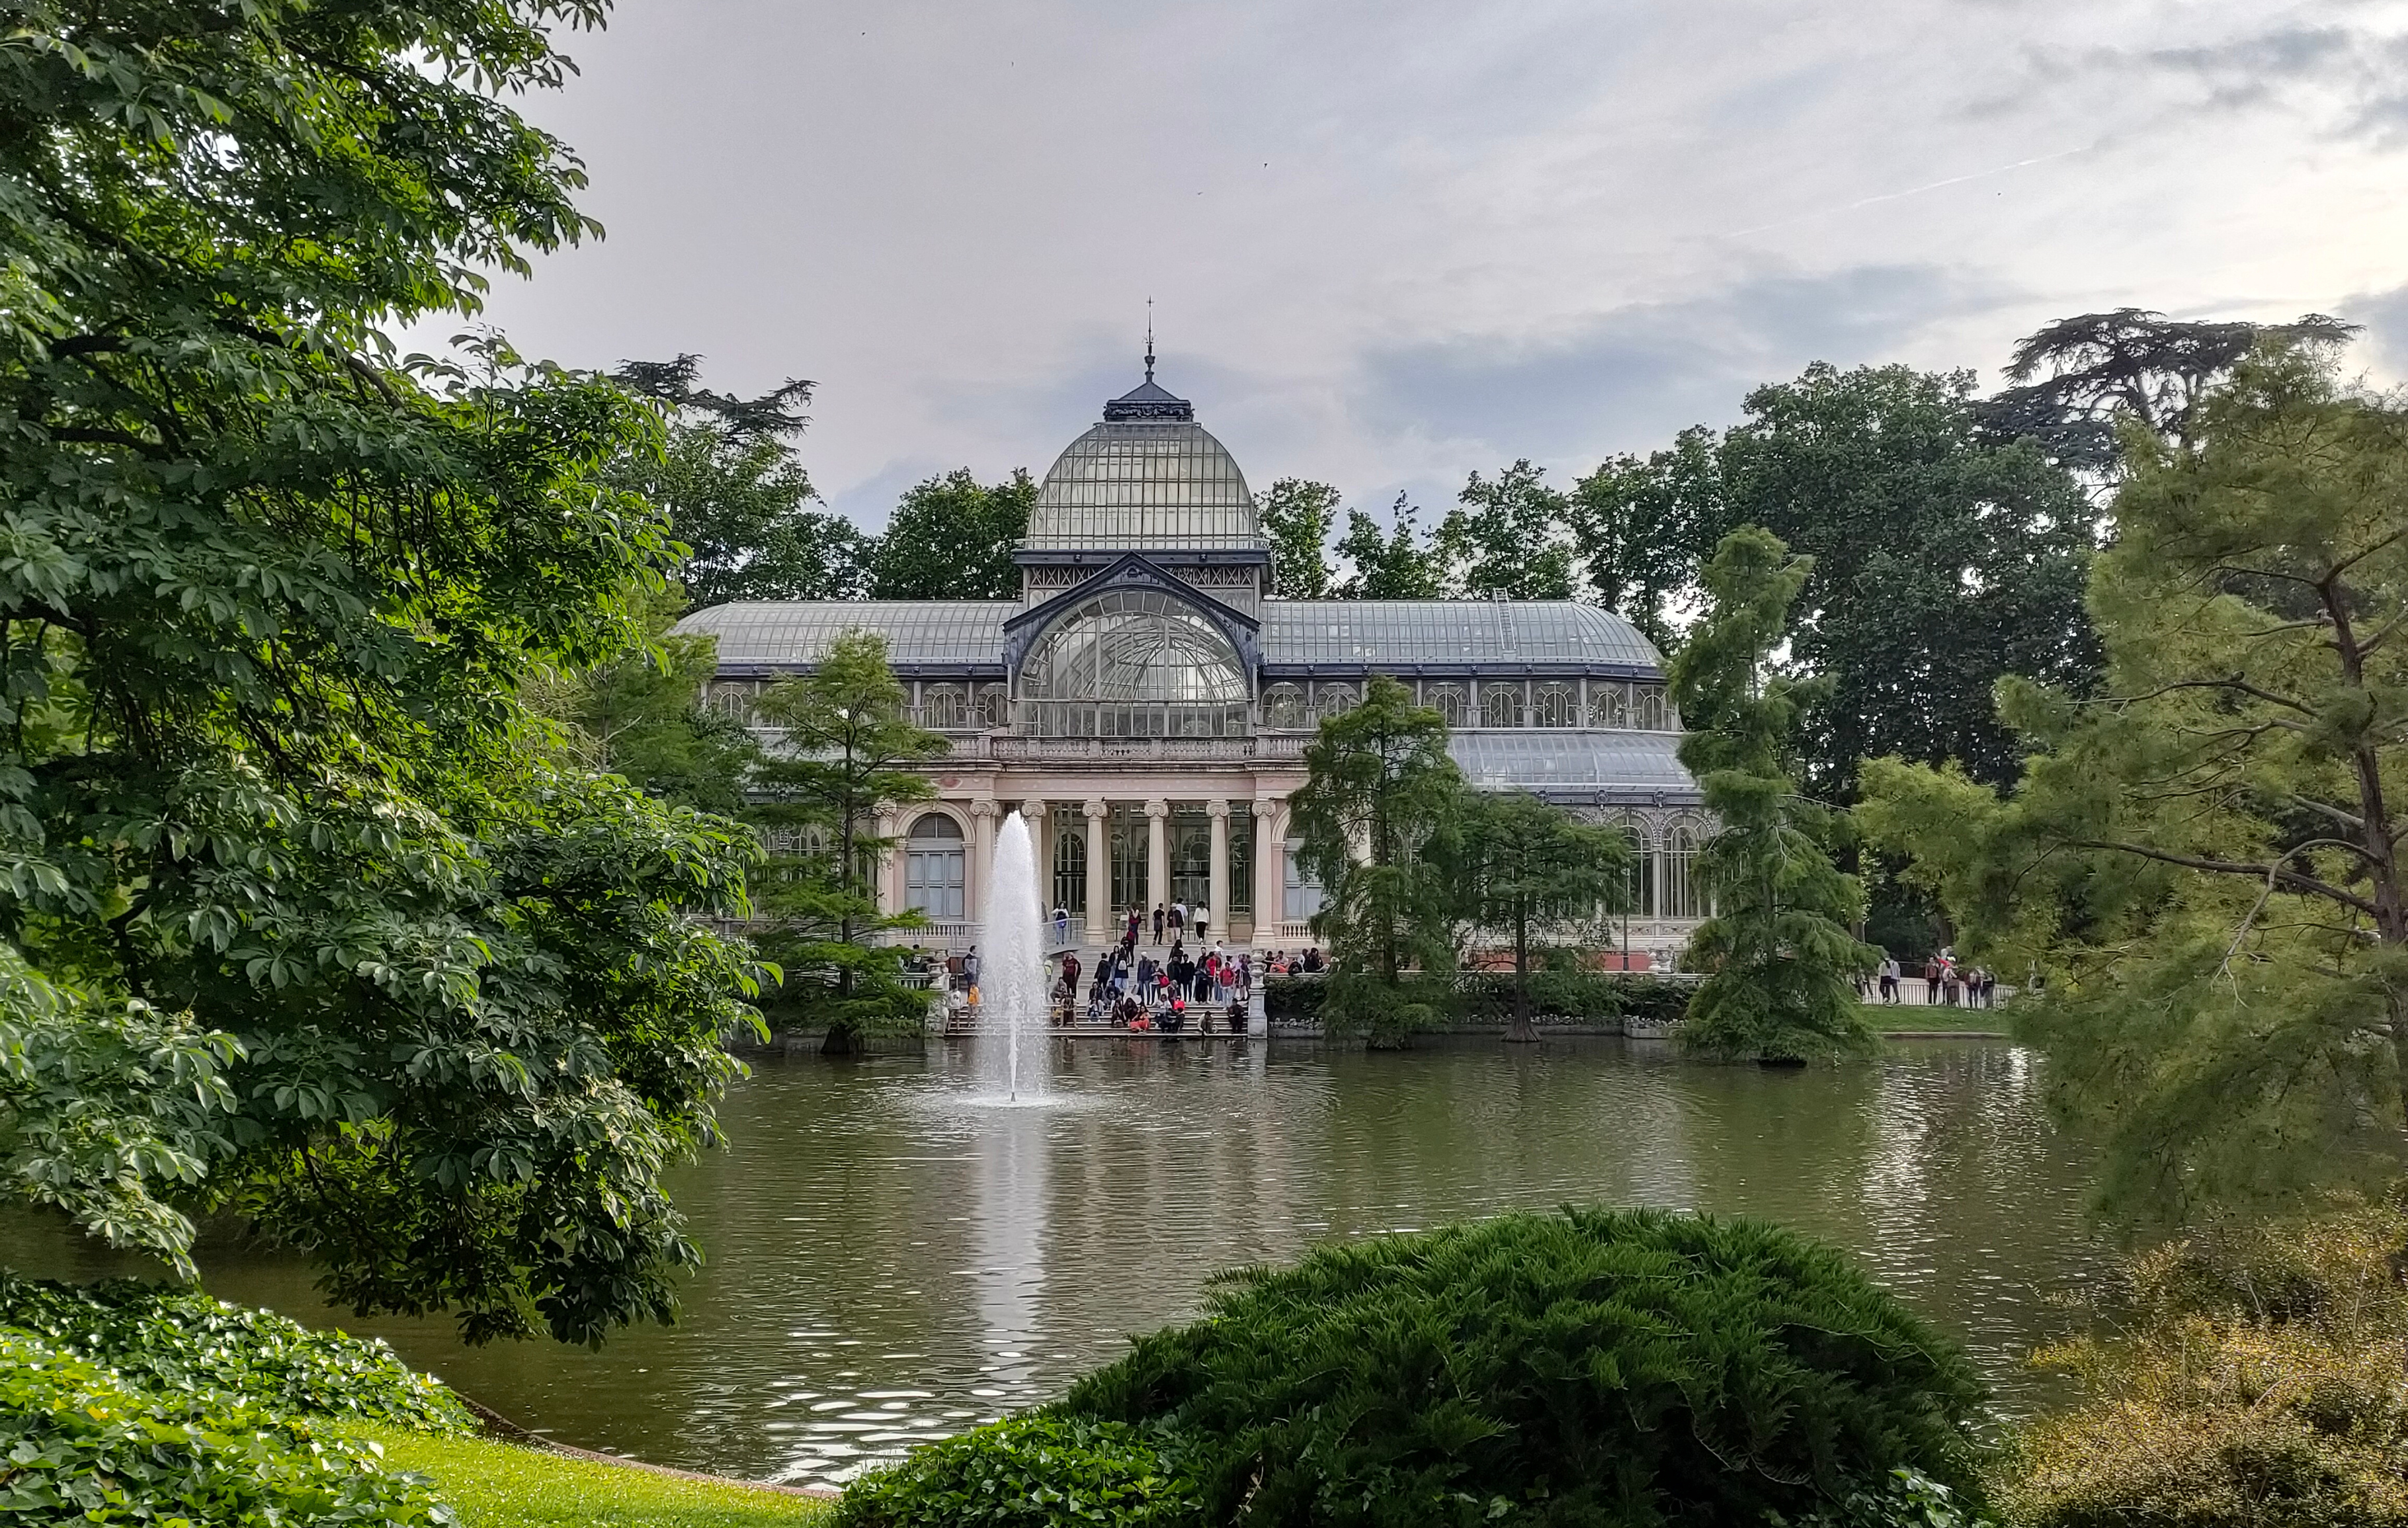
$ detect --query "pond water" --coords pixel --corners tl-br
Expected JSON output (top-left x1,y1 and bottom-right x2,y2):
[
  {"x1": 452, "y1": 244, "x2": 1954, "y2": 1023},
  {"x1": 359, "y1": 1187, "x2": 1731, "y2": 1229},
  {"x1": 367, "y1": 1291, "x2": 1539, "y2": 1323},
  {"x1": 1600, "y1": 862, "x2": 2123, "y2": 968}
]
[{"x1": 10, "y1": 1037, "x2": 2102, "y2": 1491}]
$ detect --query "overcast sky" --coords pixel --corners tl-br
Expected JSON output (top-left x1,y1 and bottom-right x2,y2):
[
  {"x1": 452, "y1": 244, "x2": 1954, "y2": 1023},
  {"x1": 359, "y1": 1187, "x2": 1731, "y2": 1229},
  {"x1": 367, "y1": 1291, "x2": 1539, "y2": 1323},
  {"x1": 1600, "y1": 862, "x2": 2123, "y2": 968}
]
[{"x1": 434, "y1": 0, "x2": 2408, "y2": 532}]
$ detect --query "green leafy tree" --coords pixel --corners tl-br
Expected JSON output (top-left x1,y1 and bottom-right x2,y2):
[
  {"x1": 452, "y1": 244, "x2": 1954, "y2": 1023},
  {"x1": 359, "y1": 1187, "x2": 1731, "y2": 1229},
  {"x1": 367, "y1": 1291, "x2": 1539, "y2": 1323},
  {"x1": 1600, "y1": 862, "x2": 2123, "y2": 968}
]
[
  {"x1": 1436, "y1": 459, "x2": 1577, "y2": 599},
  {"x1": 523, "y1": 585, "x2": 757, "y2": 815},
  {"x1": 1710, "y1": 363, "x2": 2102, "y2": 802},
  {"x1": 1569, "y1": 425, "x2": 1718, "y2": 652},
  {"x1": 1257, "y1": 478, "x2": 1341, "y2": 597},
  {"x1": 1288, "y1": 677, "x2": 1462, "y2": 1045},
  {"x1": 610, "y1": 355, "x2": 873, "y2": 607},
  {"x1": 1857, "y1": 350, "x2": 2408, "y2": 1218},
  {"x1": 1334, "y1": 494, "x2": 1444, "y2": 599},
  {"x1": 0, "y1": 0, "x2": 769, "y2": 1344},
  {"x1": 1436, "y1": 792, "x2": 1630, "y2": 1042},
  {"x1": 1671, "y1": 530, "x2": 1880, "y2": 1062},
  {"x1": 868, "y1": 469, "x2": 1035, "y2": 600},
  {"x1": 751, "y1": 634, "x2": 950, "y2": 1054}
]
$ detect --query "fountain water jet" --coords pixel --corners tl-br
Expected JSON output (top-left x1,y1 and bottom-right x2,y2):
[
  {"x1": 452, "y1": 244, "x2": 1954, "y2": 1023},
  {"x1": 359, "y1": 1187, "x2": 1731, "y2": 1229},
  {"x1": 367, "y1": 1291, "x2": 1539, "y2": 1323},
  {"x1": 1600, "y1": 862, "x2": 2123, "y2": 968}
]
[{"x1": 978, "y1": 811, "x2": 1050, "y2": 1102}]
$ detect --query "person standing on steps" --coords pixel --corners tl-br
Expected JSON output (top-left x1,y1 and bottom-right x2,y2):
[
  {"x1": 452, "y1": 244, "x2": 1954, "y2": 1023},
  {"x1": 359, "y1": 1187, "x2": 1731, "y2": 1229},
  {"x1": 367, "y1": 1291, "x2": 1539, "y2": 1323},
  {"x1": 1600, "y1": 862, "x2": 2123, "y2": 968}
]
[
  {"x1": 962, "y1": 946, "x2": 981, "y2": 994},
  {"x1": 1151, "y1": 904, "x2": 1166, "y2": 943},
  {"x1": 1193, "y1": 904, "x2": 1209, "y2": 944}
]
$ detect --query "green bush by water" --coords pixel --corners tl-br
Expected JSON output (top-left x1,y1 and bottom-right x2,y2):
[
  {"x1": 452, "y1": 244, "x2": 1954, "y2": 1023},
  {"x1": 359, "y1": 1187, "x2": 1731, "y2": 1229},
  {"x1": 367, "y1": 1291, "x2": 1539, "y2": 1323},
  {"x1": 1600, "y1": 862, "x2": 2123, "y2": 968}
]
[
  {"x1": 834, "y1": 1416, "x2": 1204, "y2": 1528},
  {"x1": 1059, "y1": 1208, "x2": 1988, "y2": 1527},
  {"x1": 0, "y1": 1325, "x2": 453, "y2": 1527},
  {"x1": 0, "y1": 1273, "x2": 476, "y2": 1434},
  {"x1": 1263, "y1": 971, "x2": 1692, "y2": 1031}
]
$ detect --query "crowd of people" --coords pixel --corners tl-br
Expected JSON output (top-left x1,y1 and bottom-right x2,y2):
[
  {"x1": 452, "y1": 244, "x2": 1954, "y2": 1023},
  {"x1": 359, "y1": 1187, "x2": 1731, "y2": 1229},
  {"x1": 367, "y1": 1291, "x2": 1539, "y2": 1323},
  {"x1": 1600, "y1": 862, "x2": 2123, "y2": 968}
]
[{"x1": 1866, "y1": 949, "x2": 2001, "y2": 1008}]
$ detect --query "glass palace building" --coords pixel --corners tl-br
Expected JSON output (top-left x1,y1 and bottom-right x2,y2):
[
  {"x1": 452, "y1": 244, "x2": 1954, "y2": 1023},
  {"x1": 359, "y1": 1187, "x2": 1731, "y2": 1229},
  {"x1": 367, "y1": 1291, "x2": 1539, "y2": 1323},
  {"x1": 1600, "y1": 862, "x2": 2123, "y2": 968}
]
[{"x1": 674, "y1": 369, "x2": 1708, "y2": 965}]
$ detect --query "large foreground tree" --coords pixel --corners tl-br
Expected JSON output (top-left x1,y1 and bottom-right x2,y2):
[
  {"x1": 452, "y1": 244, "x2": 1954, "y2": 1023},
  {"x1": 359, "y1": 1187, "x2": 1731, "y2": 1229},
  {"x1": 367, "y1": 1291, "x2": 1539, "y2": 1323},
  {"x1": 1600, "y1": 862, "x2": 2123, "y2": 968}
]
[
  {"x1": 1858, "y1": 350, "x2": 2408, "y2": 1218},
  {"x1": 1672, "y1": 531, "x2": 1879, "y2": 1063},
  {"x1": 0, "y1": 0, "x2": 768, "y2": 1344}
]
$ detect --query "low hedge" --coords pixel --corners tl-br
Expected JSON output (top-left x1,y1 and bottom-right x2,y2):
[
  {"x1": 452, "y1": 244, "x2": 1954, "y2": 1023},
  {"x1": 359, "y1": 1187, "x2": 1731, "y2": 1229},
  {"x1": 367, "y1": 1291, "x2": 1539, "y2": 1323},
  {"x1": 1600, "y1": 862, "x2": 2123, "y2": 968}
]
[
  {"x1": 0, "y1": 1325, "x2": 451, "y2": 1527},
  {"x1": 1059, "y1": 1208, "x2": 1987, "y2": 1527},
  {"x1": 835, "y1": 1415, "x2": 1203, "y2": 1528},
  {"x1": 0, "y1": 1273, "x2": 475, "y2": 1435},
  {"x1": 1264, "y1": 970, "x2": 1693, "y2": 1030}
]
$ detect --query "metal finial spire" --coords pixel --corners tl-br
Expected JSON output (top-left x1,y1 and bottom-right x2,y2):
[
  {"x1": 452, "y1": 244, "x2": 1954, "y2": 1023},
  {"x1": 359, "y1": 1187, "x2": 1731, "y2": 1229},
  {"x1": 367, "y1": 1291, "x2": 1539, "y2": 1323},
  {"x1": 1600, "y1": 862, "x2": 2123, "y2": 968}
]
[{"x1": 1144, "y1": 298, "x2": 1155, "y2": 382}]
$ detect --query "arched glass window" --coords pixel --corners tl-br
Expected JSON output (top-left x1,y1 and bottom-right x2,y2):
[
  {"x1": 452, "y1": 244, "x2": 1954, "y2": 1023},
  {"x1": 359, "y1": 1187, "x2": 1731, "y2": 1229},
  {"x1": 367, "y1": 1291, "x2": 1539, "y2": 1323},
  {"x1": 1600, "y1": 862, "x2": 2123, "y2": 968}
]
[
  {"x1": 1533, "y1": 682, "x2": 1577, "y2": 728},
  {"x1": 975, "y1": 683, "x2": 1009, "y2": 728},
  {"x1": 1662, "y1": 824, "x2": 1702, "y2": 919},
  {"x1": 921, "y1": 683, "x2": 968, "y2": 730},
  {"x1": 707, "y1": 681, "x2": 757, "y2": 724},
  {"x1": 1052, "y1": 826, "x2": 1087, "y2": 916},
  {"x1": 1262, "y1": 683, "x2": 1307, "y2": 730},
  {"x1": 1637, "y1": 687, "x2": 1669, "y2": 732},
  {"x1": 1425, "y1": 682, "x2": 1469, "y2": 727},
  {"x1": 1621, "y1": 819, "x2": 1657, "y2": 917},
  {"x1": 1481, "y1": 682, "x2": 1523, "y2": 728},
  {"x1": 1595, "y1": 683, "x2": 1632, "y2": 729},
  {"x1": 904, "y1": 814, "x2": 966, "y2": 919},
  {"x1": 1017, "y1": 587, "x2": 1249, "y2": 737},
  {"x1": 1313, "y1": 683, "x2": 1358, "y2": 721}
]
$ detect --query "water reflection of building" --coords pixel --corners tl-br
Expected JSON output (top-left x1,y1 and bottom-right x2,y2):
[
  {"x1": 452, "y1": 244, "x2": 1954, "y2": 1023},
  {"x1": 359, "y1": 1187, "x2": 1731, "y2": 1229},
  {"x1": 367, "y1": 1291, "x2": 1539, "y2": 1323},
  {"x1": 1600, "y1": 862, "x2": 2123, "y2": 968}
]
[{"x1": 674, "y1": 361, "x2": 1706, "y2": 966}]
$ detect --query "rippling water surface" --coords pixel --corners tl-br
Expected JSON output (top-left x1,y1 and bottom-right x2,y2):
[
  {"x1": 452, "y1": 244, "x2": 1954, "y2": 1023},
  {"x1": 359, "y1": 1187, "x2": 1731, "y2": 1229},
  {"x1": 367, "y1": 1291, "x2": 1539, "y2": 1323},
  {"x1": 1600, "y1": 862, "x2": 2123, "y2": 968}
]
[{"x1": 11, "y1": 1037, "x2": 2101, "y2": 1490}]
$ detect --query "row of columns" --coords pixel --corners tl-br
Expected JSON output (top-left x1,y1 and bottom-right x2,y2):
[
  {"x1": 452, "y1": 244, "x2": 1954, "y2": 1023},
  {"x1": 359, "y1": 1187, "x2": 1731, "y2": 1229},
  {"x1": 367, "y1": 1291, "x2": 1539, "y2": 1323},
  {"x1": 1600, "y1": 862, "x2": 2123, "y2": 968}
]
[{"x1": 1005, "y1": 795, "x2": 1291, "y2": 943}]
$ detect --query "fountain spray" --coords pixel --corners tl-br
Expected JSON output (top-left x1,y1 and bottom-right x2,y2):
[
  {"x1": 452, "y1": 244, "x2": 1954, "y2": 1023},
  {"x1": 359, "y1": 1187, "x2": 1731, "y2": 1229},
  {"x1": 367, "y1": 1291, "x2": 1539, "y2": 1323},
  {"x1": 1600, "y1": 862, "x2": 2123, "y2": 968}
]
[{"x1": 980, "y1": 812, "x2": 1048, "y2": 1103}]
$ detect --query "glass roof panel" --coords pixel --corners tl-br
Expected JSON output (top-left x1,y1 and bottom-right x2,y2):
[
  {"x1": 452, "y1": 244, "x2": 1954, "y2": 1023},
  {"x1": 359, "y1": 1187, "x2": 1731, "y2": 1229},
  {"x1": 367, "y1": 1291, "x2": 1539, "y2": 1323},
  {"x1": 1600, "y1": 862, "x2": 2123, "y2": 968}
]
[
  {"x1": 1023, "y1": 421, "x2": 1265, "y2": 550},
  {"x1": 1261, "y1": 601, "x2": 1663, "y2": 671}
]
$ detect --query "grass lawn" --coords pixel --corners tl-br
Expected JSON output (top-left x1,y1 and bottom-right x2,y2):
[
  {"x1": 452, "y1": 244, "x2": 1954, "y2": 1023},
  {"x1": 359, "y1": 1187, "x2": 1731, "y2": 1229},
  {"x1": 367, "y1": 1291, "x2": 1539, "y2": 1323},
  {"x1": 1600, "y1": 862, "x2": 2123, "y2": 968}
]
[
  {"x1": 360, "y1": 1425, "x2": 833, "y2": 1528},
  {"x1": 1878, "y1": 1007, "x2": 2013, "y2": 1031}
]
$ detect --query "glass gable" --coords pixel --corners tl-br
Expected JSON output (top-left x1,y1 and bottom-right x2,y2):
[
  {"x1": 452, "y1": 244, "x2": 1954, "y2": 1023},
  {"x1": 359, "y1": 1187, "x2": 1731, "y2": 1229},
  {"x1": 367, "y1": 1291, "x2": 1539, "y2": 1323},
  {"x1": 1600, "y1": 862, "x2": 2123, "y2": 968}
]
[{"x1": 1017, "y1": 587, "x2": 1250, "y2": 737}]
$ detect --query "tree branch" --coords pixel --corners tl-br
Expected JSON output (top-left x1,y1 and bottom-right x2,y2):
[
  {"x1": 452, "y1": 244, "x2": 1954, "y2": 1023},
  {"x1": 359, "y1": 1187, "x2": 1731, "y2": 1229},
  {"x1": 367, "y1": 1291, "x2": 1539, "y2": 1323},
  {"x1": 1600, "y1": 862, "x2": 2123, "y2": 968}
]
[{"x1": 2069, "y1": 838, "x2": 2381, "y2": 917}]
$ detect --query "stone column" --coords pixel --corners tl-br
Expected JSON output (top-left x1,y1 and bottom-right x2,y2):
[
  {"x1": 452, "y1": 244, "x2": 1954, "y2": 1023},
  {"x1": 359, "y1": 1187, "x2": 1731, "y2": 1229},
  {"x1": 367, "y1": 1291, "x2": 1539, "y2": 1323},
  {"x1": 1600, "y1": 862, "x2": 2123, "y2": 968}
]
[
  {"x1": 1252, "y1": 798, "x2": 1284, "y2": 937},
  {"x1": 1206, "y1": 800, "x2": 1230, "y2": 938},
  {"x1": 1143, "y1": 799, "x2": 1169, "y2": 931},
  {"x1": 1083, "y1": 800, "x2": 1109, "y2": 942},
  {"x1": 1020, "y1": 797, "x2": 1048, "y2": 897},
  {"x1": 875, "y1": 810, "x2": 902, "y2": 917},
  {"x1": 968, "y1": 800, "x2": 998, "y2": 927}
]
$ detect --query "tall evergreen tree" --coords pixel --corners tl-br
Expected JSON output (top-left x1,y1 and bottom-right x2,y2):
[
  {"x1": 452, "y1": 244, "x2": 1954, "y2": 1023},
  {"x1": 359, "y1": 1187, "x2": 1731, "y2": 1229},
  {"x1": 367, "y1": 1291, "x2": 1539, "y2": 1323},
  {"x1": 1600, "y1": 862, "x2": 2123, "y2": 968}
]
[
  {"x1": 1858, "y1": 349, "x2": 2408, "y2": 1218},
  {"x1": 1671, "y1": 530, "x2": 1880, "y2": 1063},
  {"x1": 1289, "y1": 677, "x2": 1462, "y2": 1046},
  {"x1": 750, "y1": 634, "x2": 950, "y2": 1054}
]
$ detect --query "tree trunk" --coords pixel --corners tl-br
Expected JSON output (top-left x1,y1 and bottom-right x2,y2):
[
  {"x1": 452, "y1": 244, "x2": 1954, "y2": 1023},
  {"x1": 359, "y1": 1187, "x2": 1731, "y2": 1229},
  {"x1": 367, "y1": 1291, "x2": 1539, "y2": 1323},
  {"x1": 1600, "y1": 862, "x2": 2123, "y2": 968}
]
[
  {"x1": 1506, "y1": 914, "x2": 1538, "y2": 1044},
  {"x1": 820, "y1": 1022, "x2": 856, "y2": 1057}
]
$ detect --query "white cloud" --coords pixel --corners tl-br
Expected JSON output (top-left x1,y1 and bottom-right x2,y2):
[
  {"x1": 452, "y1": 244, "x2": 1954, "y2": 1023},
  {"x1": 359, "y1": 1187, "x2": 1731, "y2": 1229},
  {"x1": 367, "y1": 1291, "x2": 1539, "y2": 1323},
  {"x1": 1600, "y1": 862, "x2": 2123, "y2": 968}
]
[{"x1": 413, "y1": 0, "x2": 2408, "y2": 529}]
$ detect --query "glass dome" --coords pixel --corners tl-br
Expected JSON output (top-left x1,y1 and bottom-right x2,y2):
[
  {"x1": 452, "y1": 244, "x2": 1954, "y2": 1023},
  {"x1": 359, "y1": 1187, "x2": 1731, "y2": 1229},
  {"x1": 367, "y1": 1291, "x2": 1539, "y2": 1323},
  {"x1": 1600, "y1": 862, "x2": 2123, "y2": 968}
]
[
  {"x1": 1022, "y1": 419, "x2": 1264, "y2": 550},
  {"x1": 1017, "y1": 588, "x2": 1250, "y2": 737}
]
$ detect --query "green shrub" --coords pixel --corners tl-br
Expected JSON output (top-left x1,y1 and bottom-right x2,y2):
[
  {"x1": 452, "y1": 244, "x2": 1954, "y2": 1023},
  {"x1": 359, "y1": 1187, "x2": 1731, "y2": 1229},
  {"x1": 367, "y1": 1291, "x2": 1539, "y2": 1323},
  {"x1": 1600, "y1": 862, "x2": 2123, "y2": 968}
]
[
  {"x1": 1264, "y1": 972, "x2": 1694, "y2": 1031},
  {"x1": 1999, "y1": 1205, "x2": 2408, "y2": 1527},
  {"x1": 1062, "y1": 1209, "x2": 1987, "y2": 1528},
  {"x1": 0, "y1": 1274, "x2": 474, "y2": 1433},
  {"x1": 0, "y1": 1326, "x2": 452, "y2": 1527},
  {"x1": 835, "y1": 1415, "x2": 1203, "y2": 1528}
]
